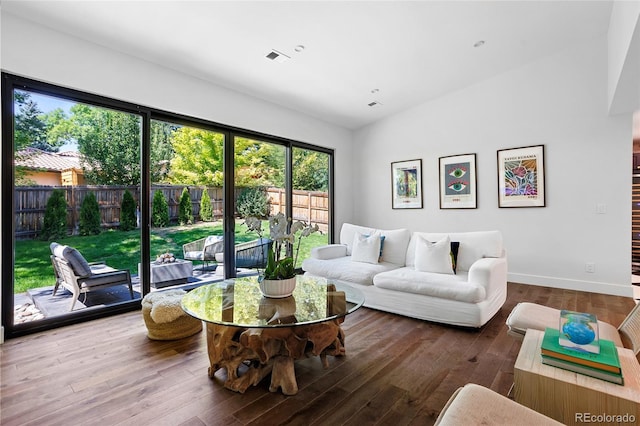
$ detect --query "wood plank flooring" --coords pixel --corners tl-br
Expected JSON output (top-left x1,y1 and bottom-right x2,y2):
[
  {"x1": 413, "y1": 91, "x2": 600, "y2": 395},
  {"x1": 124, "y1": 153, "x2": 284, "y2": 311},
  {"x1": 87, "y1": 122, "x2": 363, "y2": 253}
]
[{"x1": 1, "y1": 282, "x2": 635, "y2": 426}]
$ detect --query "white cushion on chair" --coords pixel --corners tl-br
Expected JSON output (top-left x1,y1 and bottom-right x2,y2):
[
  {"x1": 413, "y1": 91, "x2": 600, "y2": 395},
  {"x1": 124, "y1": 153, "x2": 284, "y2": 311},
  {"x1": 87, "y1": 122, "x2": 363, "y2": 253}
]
[{"x1": 506, "y1": 302, "x2": 623, "y2": 347}]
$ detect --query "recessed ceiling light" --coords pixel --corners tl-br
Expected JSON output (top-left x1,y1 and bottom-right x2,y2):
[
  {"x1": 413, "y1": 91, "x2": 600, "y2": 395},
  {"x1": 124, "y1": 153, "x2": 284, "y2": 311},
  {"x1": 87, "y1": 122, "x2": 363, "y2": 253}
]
[
  {"x1": 371, "y1": 89, "x2": 379, "y2": 94},
  {"x1": 266, "y1": 49, "x2": 290, "y2": 63},
  {"x1": 473, "y1": 40, "x2": 485, "y2": 48},
  {"x1": 294, "y1": 45, "x2": 305, "y2": 53}
]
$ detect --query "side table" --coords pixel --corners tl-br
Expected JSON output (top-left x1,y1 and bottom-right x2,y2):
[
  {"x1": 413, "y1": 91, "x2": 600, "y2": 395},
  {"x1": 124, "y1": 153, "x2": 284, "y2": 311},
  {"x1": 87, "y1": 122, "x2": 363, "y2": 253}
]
[{"x1": 514, "y1": 329, "x2": 640, "y2": 425}]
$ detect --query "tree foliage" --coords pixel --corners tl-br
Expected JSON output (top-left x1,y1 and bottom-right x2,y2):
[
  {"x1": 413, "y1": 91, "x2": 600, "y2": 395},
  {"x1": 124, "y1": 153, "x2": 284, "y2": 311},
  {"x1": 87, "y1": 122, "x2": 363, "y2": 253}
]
[
  {"x1": 70, "y1": 104, "x2": 141, "y2": 185},
  {"x1": 150, "y1": 120, "x2": 178, "y2": 183},
  {"x1": 168, "y1": 127, "x2": 224, "y2": 185},
  {"x1": 234, "y1": 138, "x2": 285, "y2": 187},
  {"x1": 178, "y1": 187, "x2": 193, "y2": 226},
  {"x1": 292, "y1": 149, "x2": 329, "y2": 191},
  {"x1": 41, "y1": 189, "x2": 68, "y2": 241},
  {"x1": 237, "y1": 187, "x2": 270, "y2": 219},
  {"x1": 79, "y1": 192, "x2": 101, "y2": 236},
  {"x1": 120, "y1": 190, "x2": 137, "y2": 231},
  {"x1": 14, "y1": 91, "x2": 70, "y2": 152},
  {"x1": 151, "y1": 190, "x2": 169, "y2": 228},
  {"x1": 199, "y1": 188, "x2": 213, "y2": 222}
]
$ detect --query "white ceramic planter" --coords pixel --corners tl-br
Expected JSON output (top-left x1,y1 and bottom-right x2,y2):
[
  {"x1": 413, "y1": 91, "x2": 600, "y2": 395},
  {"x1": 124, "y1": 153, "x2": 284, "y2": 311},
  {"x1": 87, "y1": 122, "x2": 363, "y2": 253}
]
[{"x1": 259, "y1": 277, "x2": 296, "y2": 298}]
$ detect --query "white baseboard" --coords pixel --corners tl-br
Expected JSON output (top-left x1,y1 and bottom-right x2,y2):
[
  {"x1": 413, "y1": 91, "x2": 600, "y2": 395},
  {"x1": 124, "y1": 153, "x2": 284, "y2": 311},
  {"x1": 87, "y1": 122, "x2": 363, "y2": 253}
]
[{"x1": 508, "y1": 273, "x2": 634, "y2": 298}]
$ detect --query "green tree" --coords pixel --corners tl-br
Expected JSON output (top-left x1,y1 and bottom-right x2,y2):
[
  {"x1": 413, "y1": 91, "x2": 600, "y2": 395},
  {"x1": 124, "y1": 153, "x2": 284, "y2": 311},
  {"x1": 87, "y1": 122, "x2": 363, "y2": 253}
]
[
  {"x1": 70, "y1": 104, "x2": 141, "y2": 185},
  {"x1": 178, "y1": 187, "x2": 193, "y2": 225},
  {"x1": 41, "y1": 189, "x2": 68, "y2": 240},
  {"x1": 150, "y1": 120, "x2": 178, "y2": 183},
  {"x1": 168, "y1": 127, "x2": 224, "y2": 185},
  {"x1": 152, "y1": 190, "x2": 169, "y2": 227},
  {"x1": 293, "y1": 149, "x2": 329, "y2": 191},
  {"x1": 120, "y1": 190, "x2": 137, "y2": 231},
  {"x1": 237, "y1": 186, "x2": 270, "y2": 219},
  {"x1": 199, "y1": 188, "x2": 213, "y2": 222},
  {"x1": 234, "y1": 138, "x2": 285, "y2": 187},
  {"x1": 14, "y1": 91, "x2": 46, "y2": 151},
  {"x1": 79, "y1": 192, "x2": 101, "y2": 236}
]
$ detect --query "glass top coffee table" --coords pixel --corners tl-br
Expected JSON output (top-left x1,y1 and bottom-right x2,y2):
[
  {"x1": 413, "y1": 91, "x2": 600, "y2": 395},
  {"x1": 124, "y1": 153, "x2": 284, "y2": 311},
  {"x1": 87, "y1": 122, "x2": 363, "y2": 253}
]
[{"x1": 182, "y1": 275, "x2": 364, "y2": 395}]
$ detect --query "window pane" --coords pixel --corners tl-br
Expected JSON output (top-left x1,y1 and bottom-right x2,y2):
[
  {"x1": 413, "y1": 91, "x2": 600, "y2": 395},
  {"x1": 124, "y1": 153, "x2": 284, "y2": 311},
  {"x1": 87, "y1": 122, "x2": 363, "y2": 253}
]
[
  {"x1": 13, "y1": 90, "x2": 142, "y2": 325},
  {"x1": 292, "y1": 147, "x2": 330, "y2": 268},
  {"x1": 234, "y1": 136, "x2": 286, "y2": 275},
  {"x1": 149, "y1": 120, "x2": 225, "y2": 287}
]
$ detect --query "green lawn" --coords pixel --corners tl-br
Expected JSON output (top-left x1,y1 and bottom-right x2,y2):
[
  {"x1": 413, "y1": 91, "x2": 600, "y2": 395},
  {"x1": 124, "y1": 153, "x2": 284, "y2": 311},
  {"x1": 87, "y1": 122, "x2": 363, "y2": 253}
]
[{"x1": 14, "y1": 220, "x2": 328, "y2": 293}]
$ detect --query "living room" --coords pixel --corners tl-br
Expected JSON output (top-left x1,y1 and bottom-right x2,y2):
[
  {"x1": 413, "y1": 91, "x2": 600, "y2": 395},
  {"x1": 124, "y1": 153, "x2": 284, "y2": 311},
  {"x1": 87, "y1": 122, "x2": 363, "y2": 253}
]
[{"x1": 1, "y1": 1, "x2": 640, "y2": 424}]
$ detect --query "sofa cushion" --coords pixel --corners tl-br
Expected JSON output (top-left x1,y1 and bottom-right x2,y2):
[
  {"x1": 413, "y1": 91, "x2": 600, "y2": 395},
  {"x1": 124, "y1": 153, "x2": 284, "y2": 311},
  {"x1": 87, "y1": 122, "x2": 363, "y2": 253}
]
[
  {"x1": 302, "y1": 255, "x2": 399, "y2": 286},
  {"x1": 378, "y1": 228, "x2": 411, "y2": 265},
  {"x1": 415, "y1": 236, "x2": 454, "y2": 274},
  {"x1": 374, "y1": 267, "x2": 486, "y2": 303},
  {"x1": 351, "y1": 233, "x2": 382, "y2": 264},
  {"x1": 340, "y1": 223, "x2": 377, "y2": 255},
  {"x1": 406, "y1": 231, "x2": 503, "y2": 272}
]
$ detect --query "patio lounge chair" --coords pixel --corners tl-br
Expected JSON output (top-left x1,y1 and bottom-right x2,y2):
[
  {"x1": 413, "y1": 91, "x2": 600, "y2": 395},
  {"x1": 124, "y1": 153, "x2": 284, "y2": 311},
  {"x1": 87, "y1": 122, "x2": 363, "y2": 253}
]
[
  {"x1": 214, "y1": 238, "x2": 273, "y2": 275},
  {"x1": 183, "y1": 235, "x2": 224, "y2": 270},
  {"x1": 50, "y1": 242, "x2": 133, "y2": 311}
]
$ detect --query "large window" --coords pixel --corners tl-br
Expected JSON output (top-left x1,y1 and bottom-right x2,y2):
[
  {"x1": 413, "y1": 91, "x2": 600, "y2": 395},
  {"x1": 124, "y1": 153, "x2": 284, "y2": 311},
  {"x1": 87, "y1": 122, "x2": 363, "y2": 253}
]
[{"x1": 1, "y1": 73, "x2": 334, "y2": 338}]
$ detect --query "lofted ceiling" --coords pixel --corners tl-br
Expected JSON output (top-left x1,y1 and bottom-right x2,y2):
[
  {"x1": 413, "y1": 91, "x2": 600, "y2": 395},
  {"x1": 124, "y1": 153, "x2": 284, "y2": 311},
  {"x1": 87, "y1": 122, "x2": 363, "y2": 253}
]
[{"x1": 3, "y1": 1, "x2": 614, "y2": 130}]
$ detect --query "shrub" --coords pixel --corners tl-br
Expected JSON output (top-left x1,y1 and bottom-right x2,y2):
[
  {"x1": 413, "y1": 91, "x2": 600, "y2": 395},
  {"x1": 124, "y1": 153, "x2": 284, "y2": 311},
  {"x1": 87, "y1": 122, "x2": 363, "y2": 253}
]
[
  {"x1": 120, "y1": 190, "x2": 137, "y2": 231},
  {"x1": 199, "y1": 188, "x2": 213, "y2": 222},
  {"x1": 178, "y1": 187, "x2": 193, "y2": 225},
  {"x1": 152, "y1": 190, "x2": 169, "y2": 227},
  {"x1": 237, "y1": 186, "x2": 270, "y2": 219},
  {"x1": 79, "y1": 192, "x2": 101, "y2": 236},
  {"x1": 41, "y1": 189, "x2": 68, "y2": 240}
]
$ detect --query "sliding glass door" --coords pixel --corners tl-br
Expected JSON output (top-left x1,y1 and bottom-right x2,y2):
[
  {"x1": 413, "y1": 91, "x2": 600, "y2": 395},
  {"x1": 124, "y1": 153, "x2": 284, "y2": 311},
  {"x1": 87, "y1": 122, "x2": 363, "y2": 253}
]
[
  {"x1": 2, "y1": 73, "x2": 334, "y2": 338},
  {"x1": 8, "y1": 86, "x2": 143, "y2": 329}
]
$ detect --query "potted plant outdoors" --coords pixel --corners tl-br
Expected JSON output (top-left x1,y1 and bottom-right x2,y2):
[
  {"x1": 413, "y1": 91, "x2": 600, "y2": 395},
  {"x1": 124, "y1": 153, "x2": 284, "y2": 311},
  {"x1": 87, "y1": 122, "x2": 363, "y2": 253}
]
[{"x1": 245, "y1": 212, "x2": 319, "y2": 298}]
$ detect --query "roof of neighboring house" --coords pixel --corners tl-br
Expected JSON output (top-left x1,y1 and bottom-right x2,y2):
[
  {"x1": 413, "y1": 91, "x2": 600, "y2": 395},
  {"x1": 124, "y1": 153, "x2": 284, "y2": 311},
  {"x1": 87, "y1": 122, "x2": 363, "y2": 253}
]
[{"x1": 16, "y1": 148, "x2": 83, "y2": 172}]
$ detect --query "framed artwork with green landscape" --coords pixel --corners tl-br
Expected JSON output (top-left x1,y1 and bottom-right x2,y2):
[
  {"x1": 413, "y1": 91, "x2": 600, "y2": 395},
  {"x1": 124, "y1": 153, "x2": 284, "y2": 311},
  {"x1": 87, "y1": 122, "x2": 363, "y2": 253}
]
[
  {"x1": 439, "y1": 153, "x2": 477, "y2": 209},
  {"x1": 391, "y1": 159, "x2": 423, "y2": 209}
]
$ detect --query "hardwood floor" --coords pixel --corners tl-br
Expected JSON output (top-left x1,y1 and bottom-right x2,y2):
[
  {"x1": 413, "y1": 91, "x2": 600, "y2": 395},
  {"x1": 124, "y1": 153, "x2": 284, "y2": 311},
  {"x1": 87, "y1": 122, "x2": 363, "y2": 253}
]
[{"x1": 1, "y1": 282, "x2": 635, "y2": 426}]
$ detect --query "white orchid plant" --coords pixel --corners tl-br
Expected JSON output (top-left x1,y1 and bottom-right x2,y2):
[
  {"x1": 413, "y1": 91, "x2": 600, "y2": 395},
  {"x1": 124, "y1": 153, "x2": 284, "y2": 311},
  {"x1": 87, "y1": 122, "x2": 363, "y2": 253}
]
[{"x1": 245, "y1": 212, "x2": 320, "y2": 280}]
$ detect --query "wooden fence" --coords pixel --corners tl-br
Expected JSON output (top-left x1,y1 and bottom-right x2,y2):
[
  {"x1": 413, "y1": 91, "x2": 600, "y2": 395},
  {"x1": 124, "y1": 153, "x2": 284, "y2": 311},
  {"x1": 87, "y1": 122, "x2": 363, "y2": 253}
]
[{"x1": 15, "y1": 185, "x2": 328, "y2": 239}]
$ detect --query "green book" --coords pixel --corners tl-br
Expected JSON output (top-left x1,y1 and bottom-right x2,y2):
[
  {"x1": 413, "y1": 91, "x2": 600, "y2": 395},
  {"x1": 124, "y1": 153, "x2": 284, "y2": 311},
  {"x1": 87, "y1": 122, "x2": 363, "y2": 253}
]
[{"x1": 541, "y1": 328, "x2": 621, "y2": 374}]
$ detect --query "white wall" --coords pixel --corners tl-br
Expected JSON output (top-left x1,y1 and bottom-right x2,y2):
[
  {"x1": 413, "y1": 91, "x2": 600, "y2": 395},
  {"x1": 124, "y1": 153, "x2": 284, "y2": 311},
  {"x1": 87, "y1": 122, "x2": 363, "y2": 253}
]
[
  {"x1": 353, "y1": 34, "x2": 633, "y2": 297},
  {"x1": 0, "y1": 13, "x2": 354, "y2": 227}
]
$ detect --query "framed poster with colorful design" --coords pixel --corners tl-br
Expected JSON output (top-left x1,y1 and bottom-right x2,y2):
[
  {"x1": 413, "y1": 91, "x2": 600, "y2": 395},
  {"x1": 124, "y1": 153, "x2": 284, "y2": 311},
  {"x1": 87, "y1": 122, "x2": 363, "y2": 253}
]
[
  {"x1": 439, "y1": 153, "x2": 477, "y2": 209},
  {"x1": 497, "y1": 145, "x2": 546, "y2": 208},
  {"x1": 391, "y1": 159, "x2": 423, "y2": 209}
]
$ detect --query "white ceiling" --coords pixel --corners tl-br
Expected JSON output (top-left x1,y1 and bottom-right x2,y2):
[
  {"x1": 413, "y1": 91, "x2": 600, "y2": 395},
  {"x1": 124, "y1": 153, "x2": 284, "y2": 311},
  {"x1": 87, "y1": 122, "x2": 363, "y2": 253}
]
[{"x1": 3, "y1": 1, "x2": 614, "y2": 130}]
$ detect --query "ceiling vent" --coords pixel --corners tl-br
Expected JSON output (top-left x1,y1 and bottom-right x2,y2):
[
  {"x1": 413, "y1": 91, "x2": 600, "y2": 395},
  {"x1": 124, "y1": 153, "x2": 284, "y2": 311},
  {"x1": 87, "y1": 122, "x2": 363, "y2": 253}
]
[
  {"x1": 266, "y1": 49, "x2": 290, "y2": 63},
  {"x1": 368, "y1": 101, "x2": 382, "y2": 108}
]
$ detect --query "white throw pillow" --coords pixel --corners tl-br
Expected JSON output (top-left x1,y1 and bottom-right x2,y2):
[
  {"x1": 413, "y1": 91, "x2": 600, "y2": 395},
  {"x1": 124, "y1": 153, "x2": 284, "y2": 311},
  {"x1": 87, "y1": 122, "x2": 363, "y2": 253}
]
[
  {"x1": 351, "y1": 232, "x2": 382, "y2": 264},
  {"x1": 415, "y1": 235, "x2": 454, "y2": 274}
]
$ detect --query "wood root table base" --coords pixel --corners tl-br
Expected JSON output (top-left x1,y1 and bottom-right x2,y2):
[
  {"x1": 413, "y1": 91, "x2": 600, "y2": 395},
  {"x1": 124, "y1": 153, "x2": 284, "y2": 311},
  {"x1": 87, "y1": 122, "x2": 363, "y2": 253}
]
[{"x1": 205, "y1": 319, "x2": 346, "y2": 395}]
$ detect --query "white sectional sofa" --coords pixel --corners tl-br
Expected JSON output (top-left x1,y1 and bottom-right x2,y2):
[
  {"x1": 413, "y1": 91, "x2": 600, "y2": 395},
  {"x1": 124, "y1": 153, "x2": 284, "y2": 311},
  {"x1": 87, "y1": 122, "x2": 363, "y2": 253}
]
[{"x1": 302, "y1": 223, "x2": 507, "y2": 327}]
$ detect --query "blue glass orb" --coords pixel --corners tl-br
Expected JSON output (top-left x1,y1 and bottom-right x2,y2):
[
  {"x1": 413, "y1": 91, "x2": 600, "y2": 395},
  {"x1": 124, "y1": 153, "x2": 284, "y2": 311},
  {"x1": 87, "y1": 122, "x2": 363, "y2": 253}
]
[{"x1": 562, "y1": 321, "x2": 595, "y2": 345}]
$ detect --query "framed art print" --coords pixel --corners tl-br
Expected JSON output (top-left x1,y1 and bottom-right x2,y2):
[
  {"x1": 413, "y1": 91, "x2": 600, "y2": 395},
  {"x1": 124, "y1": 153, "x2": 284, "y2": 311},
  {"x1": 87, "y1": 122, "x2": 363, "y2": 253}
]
[
  {"x1": 497, "y1": 145, "x2": 546, "y2": 207},
  {"x1": 439, "y1": 153, "x2": 477, "y2": 209},
  {"x1": 391, "y1": 159, "x2": 423, "y2": 209}
]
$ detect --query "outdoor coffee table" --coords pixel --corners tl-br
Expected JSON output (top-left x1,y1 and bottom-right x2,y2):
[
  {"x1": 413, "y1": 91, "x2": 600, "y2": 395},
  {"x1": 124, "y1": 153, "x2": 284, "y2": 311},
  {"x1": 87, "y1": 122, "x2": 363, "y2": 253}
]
[
  {"x1": 181, "y1": 275, "x2": 364, "y2": 395},
  {"x1": 139, "y1": 259, "x2": 193, "y2": 288}
]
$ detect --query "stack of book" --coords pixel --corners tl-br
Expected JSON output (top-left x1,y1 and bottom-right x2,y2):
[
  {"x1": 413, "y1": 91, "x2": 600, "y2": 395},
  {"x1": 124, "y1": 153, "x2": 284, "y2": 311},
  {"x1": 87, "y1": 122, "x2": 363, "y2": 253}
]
[{"x1": 541, "y1": 327, "x2": 623, "y2": 385}]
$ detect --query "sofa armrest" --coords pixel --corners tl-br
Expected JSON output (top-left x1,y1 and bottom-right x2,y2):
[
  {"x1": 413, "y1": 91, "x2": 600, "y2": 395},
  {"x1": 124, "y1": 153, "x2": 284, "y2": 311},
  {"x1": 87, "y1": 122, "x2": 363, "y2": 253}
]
[
  {"x1": 468, "y1": 257, "x2": 507, "y2": 296},
  {"x1": 310, "y1": 244, "x2": 348, "y2": 260}
]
